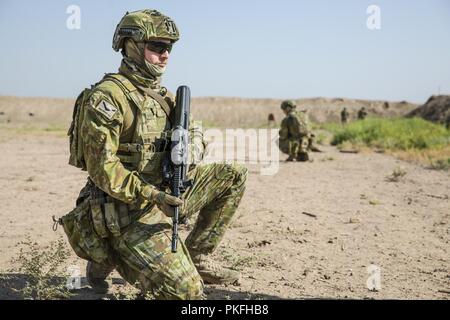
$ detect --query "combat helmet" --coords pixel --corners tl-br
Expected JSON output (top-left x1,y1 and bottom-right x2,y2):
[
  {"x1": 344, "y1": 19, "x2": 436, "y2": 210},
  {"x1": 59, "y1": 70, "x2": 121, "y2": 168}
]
[
  {"x1": 112, "y1": 9, "x2": 180, "y2": 52},
  {"x1": 280, "y1": 100, "x2": 297, "y2": 110}
]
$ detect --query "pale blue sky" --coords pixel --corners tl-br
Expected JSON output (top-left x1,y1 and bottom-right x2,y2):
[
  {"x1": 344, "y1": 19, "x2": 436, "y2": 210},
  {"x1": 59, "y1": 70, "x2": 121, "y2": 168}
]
[{"x1": 0, "y1": 0, "x2": 449, "y2": 103}]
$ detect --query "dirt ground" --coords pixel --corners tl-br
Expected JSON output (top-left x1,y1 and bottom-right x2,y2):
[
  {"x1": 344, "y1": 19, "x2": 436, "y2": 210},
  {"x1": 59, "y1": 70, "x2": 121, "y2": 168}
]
[{"x1": 0, "y1": 125, "x2": 448, "y2": 300}]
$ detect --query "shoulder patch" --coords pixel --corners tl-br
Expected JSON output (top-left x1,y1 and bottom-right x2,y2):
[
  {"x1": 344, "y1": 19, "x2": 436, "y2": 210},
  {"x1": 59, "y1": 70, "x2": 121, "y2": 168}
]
[{"x1": 94, "y1": 99, "x2": 118, "y2": 120}]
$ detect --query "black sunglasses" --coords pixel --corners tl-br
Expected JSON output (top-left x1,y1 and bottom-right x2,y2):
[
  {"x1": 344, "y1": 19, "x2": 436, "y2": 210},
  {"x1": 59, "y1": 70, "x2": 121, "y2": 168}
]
[{"x1": 145, "y1": 41, "x2": 173, "y2": 54}]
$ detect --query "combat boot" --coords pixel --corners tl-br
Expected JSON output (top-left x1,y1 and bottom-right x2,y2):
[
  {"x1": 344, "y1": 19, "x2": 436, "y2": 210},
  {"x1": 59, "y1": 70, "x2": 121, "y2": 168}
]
[
  {"x1": 297, "y1": 152, "x2": 309, "y2": 162},
  {"x1": 286, "y1": 155, "x2": 296, "y2": 162},
  {"x1": 191, "y1": 253, "x2": 240, "y2": 285},
  {"x1": 86, "y1": 261, "x2": 115, "y2": 294}
]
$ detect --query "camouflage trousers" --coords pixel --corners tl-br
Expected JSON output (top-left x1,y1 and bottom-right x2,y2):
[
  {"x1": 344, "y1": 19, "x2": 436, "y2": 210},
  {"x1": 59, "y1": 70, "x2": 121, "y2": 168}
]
[
  {"x1": 101, "y1": 162, "x2": 247, "y2": 299},
  {"x1": 279, "y1": 136, "x2": 310, "y2": 158}
]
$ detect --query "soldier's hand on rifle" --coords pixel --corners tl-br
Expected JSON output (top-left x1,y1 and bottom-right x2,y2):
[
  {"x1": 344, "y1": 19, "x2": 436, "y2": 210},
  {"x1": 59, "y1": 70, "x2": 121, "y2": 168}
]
[{"x1": 152, "y1": 191, "x2": 184, "y2": 218}]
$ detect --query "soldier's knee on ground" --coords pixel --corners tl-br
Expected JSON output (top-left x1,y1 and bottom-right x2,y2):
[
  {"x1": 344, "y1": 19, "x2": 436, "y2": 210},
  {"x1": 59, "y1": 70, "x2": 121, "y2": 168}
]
[
  {"x1": 125, "y1": 244, "x2": 205, "y2": 300},
  {"x1": 137, "y1": 270, "x2": 204, "y2": 300}
]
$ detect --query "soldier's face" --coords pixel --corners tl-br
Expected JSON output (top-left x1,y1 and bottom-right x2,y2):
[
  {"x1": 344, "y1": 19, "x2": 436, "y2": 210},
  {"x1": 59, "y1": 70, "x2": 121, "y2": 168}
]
[{"x1": 144, "y1": 38, "x2": 171, "y2": 66}]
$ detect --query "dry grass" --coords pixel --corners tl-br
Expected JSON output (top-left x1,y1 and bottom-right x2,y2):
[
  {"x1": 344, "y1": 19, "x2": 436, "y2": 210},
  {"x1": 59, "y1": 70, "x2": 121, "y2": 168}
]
[
  {"x1": 0, "y1": 95, "x2": 417, "y2": 130},
  {"x1": 385, "y1": 167, "x2": 408, "y2": 182},
  {"x1": 192, "y1": 97, "x2": 416, "y2": 128},
  {"x1": 0, "y1": 124, "x2": 67, "y2": 138},
  {"x1": 336, "y1": 141, "x2": 373, "y2": 154},
  {"x1": 387, "y1": 145, "x2": 450, "y2": 170}
]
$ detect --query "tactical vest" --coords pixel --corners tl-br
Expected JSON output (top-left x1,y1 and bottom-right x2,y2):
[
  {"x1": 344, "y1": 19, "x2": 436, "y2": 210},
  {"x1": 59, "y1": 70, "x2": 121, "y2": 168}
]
[{"x1": 69, "y1": 73, "x2": 174, "y2": 187}]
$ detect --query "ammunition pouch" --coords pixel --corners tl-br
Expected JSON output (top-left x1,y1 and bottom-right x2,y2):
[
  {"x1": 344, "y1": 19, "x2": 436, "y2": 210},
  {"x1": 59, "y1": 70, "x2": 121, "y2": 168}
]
[
  {"x1": 60, "y1": 198, "x2": 112, "y2": 265},
  {"x1": 60, "y1": 180, "x2": 149, "y2": 264},
  {"x1": 117, "y1": 137, "x2": 170, "y2": 186}
]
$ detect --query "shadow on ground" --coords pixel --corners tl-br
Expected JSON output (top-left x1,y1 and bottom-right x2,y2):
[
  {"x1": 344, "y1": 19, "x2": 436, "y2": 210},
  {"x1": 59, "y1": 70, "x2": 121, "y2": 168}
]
[
  {"x1": 0, "y1": 273, "x2": 290, "y2": 300},
  {"x1": 204, "y1": 287, "x2": 285, "y2": 300},
  {"x1": 0, "y1": 273, "x2": 127, "y2": 300}
]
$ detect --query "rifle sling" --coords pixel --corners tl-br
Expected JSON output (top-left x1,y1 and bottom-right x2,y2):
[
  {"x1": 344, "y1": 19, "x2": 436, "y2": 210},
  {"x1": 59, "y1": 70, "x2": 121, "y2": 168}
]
[
  {"x1": 105, "y1": 73, "x2": 174, "y2": 124},
  {"x1": 144, "y1": 88, "x2": 174, "y2": 124}
]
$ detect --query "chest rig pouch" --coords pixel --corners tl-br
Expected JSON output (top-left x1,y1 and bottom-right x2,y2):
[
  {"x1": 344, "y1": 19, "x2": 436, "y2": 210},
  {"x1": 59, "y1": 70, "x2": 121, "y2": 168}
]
[{"x1": 103, "y1": 73, "x2": 174, "y2": 186}]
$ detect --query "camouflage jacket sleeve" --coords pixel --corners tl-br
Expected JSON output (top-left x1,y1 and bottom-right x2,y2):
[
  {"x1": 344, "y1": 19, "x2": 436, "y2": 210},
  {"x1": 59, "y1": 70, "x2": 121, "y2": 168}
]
[{"x1": 80, "y1": 90, "x2": 156, "y2": 205}]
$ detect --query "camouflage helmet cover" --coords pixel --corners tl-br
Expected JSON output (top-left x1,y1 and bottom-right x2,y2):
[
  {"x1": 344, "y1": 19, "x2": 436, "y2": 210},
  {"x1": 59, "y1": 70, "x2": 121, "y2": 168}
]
[
  {"x1": 281, "y1": 100, "x2": 297, "y2": 110},
  {"x1": 112, "y1": 9, "x2": 180, "y2": 52}
]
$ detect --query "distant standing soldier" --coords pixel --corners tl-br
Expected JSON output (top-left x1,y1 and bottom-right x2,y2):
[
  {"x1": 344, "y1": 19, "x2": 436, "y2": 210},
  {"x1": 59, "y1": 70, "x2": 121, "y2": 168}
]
[
  {"x1": 278, "y1": 100, "x2": 311, "y2": 161},
  {"x1": 357, "y1": 107, "x2": 368, "y2": 120},
  {"x1": 341, "y1": 107, "x2": 349, "y2": 124},
  {"x1": 445, "y1": 113, "x2": 450, "y2": 129}
]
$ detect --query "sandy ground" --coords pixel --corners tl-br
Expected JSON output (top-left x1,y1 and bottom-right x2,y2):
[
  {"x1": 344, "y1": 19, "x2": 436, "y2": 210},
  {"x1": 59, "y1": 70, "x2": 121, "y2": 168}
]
[{"x1": 0, "y1": 127, "x2": 448, "y2": 300}]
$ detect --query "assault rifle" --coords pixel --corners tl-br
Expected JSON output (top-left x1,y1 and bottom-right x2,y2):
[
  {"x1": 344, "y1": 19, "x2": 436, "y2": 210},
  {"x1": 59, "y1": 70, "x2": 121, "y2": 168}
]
[{"x1": 163, "y1": 85, "x2": 192, "y2": 253}]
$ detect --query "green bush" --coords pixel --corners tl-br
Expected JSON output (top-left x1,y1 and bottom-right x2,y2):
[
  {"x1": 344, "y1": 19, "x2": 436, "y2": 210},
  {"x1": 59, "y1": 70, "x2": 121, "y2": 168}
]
[
  {"x1": 2, "y1": 237, "x2": 73, "y2": 300},
  {"x1": 324, "y1": 117, "x2": 450, "y2": 150}
]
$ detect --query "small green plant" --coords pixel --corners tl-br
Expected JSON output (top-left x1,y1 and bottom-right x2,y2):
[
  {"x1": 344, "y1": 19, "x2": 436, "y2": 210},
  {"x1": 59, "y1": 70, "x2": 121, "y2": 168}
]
[
  {"x1": 429, "y1": 158, "x2": 450, "y2": 171},
  {"x1": 221, "y1": 251, "x2": 253, "y2": 271},
  {"x1": 111, "y1": 282, "x2": 141, "y2": 300},
  {"x1": 4, "y1": 236, "x2": 73, "y2": 300},
  {"x1": 386, "y1": 167, "x2": 407, "y2": 182}
]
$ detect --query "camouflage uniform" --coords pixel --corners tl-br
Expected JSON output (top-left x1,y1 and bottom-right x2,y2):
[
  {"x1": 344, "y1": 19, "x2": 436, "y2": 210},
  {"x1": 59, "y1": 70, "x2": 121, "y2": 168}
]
[
  {"x1": 61, "y1": 9, "x2": 247, "y2": 300},
  {"x1": 357, "y1": 107, "x2": 368, "y2": 120},
  {"x1": 278, "y1": 100, "x2": 311, "y2": 161},
  {"x1": 341, "y1": 107, "x2": 349, "y2": 124}
]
